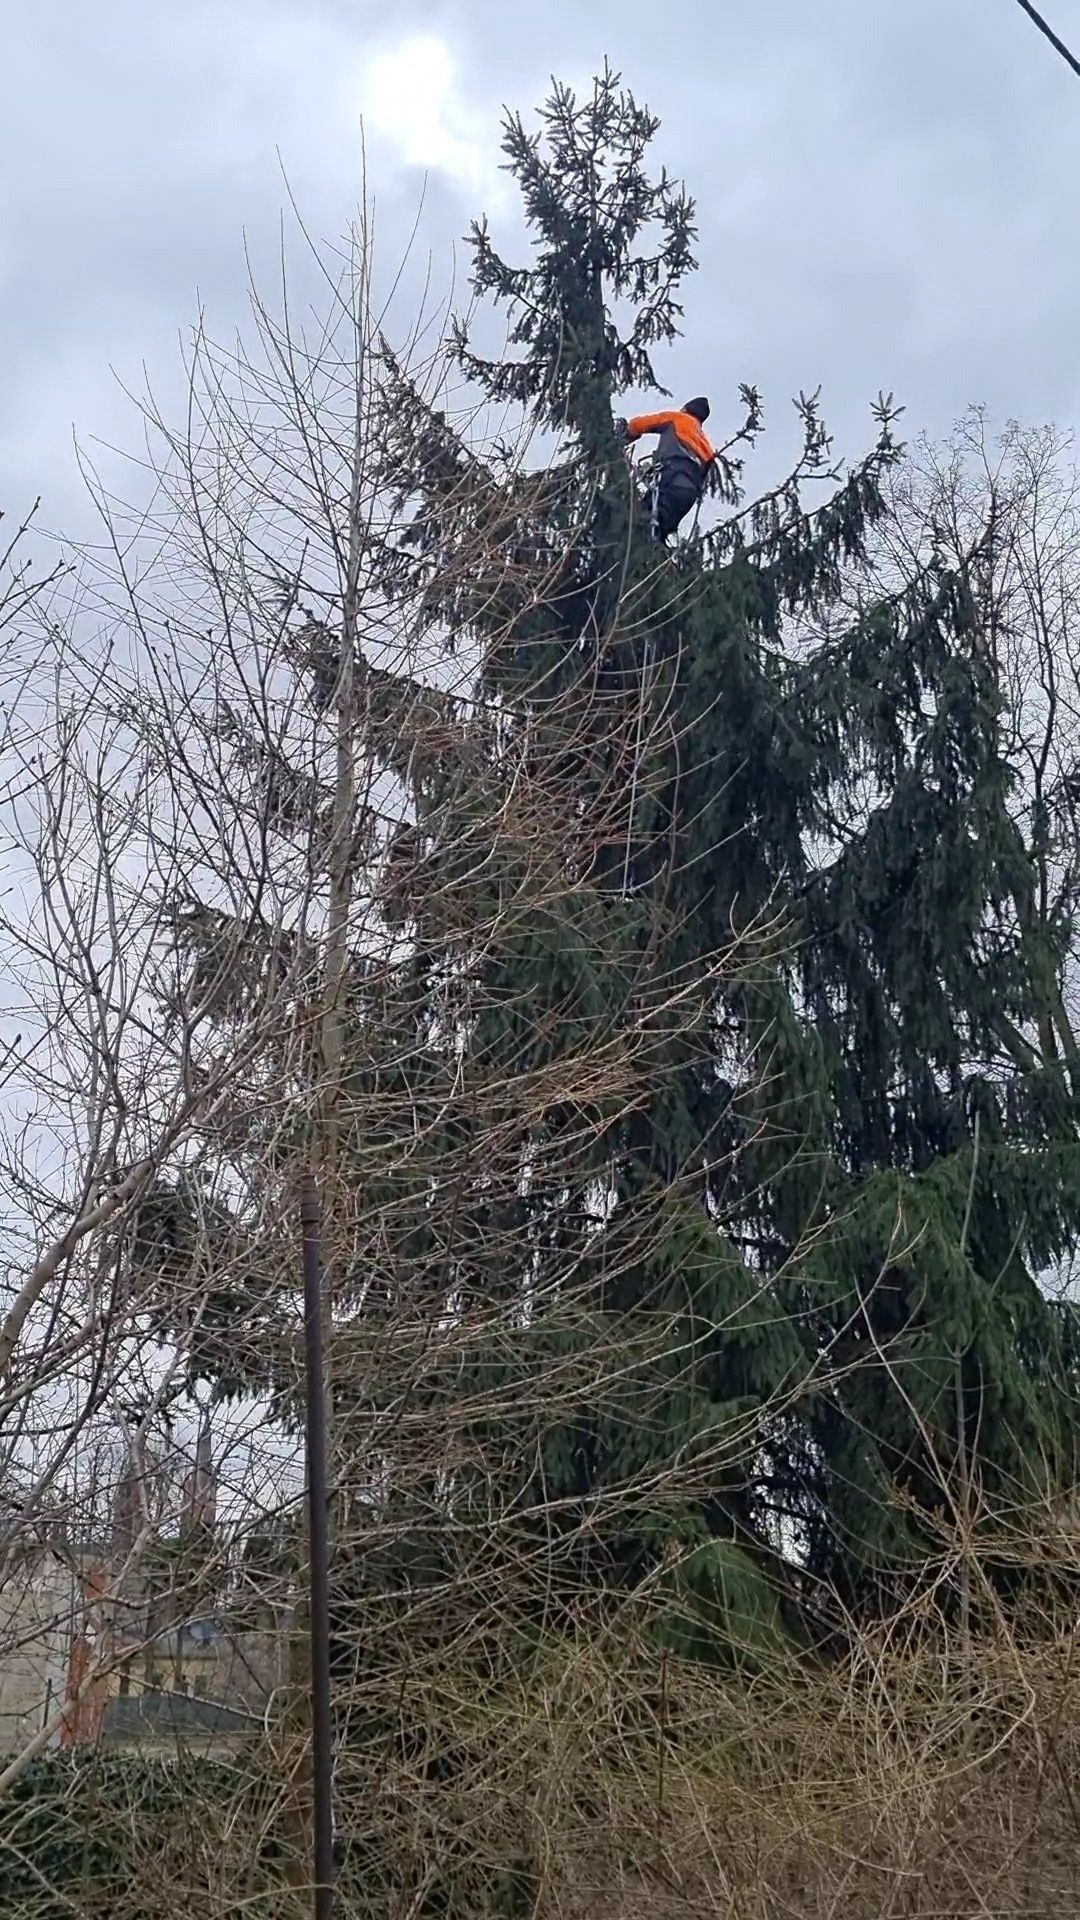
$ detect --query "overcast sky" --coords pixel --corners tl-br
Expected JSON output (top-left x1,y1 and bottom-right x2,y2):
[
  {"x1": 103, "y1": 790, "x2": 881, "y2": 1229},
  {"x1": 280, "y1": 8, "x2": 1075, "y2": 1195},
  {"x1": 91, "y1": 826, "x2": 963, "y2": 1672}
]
[{"x1": 3, "y1": 0, "x2": 1080, "y2": 541}]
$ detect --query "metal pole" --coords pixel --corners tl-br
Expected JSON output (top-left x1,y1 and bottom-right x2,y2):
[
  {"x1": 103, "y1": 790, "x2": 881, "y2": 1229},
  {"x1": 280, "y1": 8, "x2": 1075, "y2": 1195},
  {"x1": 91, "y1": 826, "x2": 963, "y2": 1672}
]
[{"x1": 301, "y1": 1171, "x2": 336, "y2": 1919}]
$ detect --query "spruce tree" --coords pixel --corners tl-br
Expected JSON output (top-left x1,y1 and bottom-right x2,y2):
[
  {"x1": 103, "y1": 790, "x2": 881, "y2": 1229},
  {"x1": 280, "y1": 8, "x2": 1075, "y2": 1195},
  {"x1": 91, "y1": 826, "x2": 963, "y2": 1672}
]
[{"x1": 366, "y1": 66, "x2": 1080, "y2": 1629}]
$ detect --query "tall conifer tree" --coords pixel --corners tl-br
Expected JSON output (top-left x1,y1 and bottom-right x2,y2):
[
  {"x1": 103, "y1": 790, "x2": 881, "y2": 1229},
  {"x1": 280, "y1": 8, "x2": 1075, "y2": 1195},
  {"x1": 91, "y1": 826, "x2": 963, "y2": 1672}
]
[{"x1": 367, "y1": 66, "x2": 1080, "y2": 1625}]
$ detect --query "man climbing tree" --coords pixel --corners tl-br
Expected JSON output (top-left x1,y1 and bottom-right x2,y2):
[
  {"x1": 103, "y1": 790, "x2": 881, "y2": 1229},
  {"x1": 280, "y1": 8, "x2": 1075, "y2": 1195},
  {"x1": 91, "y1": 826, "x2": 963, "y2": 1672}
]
[{"x1": 617, "y1": 394, "x2": 714, "y2": 543}]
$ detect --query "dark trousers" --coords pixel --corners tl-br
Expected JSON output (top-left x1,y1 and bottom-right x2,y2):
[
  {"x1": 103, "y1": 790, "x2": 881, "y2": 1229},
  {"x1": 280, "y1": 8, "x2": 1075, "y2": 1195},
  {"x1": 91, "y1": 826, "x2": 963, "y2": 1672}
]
[{"x1": 650, "y1": 462, "x2": 703, "y2": 542}]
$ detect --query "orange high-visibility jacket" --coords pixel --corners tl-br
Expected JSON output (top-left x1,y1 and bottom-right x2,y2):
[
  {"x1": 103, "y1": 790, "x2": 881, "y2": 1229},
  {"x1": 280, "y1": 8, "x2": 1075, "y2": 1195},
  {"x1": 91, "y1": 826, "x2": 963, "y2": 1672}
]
[{"x1": 625, "y1": 409, "x2": 715, "y2": 471}]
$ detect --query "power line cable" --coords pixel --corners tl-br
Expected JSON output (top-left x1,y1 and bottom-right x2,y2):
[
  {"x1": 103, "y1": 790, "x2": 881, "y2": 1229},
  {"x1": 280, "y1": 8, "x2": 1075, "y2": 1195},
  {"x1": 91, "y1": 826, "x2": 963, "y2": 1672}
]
[{"x1": 1013, "y1": 0, "x2": 1080, "y2": 81}]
